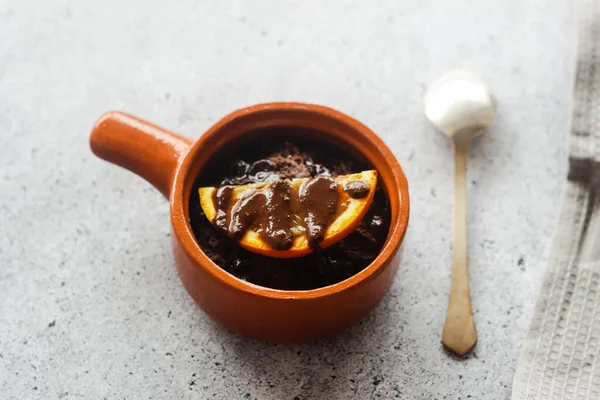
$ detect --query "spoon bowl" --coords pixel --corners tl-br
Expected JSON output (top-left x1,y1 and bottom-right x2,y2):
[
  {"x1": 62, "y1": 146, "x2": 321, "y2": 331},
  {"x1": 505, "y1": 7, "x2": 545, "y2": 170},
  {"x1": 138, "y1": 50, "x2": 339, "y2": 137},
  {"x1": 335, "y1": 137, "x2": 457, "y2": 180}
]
[{"x1": 424, "y1": 70, "x2": 496, "y2": 142}]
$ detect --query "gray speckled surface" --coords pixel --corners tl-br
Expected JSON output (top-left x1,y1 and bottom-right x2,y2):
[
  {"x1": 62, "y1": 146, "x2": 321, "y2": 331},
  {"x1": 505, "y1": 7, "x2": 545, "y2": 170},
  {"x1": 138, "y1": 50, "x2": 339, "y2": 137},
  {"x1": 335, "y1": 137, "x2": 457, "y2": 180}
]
[{"x1": 0, "y1": 1, "x2": 574, "y2": 399}]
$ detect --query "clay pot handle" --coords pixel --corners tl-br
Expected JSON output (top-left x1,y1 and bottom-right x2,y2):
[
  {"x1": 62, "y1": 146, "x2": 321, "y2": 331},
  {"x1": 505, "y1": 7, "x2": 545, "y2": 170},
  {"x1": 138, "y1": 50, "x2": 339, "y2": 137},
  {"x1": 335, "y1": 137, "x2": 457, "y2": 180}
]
[{"x1": 90, "y1": 111, "x2": 193, "y2": 199}]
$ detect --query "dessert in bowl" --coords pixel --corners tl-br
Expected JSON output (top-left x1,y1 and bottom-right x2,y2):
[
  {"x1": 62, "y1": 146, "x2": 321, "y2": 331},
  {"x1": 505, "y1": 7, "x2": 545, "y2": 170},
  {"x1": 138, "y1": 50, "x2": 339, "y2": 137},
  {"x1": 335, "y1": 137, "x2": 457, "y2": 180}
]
[{"x1": 90, "y1": 102, "x2": 409, "y2": 342}]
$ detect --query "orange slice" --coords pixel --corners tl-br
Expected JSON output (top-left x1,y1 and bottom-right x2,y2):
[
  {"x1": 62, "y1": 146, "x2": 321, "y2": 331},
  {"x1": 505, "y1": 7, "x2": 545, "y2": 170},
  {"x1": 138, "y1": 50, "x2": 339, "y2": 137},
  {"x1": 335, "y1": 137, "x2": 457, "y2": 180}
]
[{"x1": 198, "y1": 170, "x2": 378, "y2": 258}]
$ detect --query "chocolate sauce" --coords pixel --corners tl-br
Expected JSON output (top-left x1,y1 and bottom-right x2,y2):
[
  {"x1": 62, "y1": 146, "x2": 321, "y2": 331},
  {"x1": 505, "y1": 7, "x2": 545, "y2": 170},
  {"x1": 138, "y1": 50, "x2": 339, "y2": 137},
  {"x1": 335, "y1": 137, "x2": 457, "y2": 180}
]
[
  {"x1": 299, "y1": 176, "x2": 339, "y2": 247},
  {"x1": 214, "y1": 175, "x2": 342, "y2": 249},
  {"x1": 229, "y1": 190, "x2": 266, "y2": 239},
  {"x1": 263, "y1": 180, "x2": 295, "y2": 250},
  {"x1": 344, "y1": 180, "x2": 370, "y2": 199},
  {"x1": 215, "y1": 180, "x2": 297, "y2": 250},
  {"x1": 189, "y1": 133, "x2": 391, "y2": 291},
  {"x1": 213, "y1": 186, "x2": 233, "y2": 234}
]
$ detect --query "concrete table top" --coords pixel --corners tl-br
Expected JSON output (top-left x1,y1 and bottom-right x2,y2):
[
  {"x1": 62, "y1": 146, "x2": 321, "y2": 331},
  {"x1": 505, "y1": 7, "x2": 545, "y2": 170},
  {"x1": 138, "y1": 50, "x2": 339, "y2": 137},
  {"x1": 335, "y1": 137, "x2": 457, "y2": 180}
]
[{"x1": 0, "y1": 0, "x2": 574, "y2": 398}]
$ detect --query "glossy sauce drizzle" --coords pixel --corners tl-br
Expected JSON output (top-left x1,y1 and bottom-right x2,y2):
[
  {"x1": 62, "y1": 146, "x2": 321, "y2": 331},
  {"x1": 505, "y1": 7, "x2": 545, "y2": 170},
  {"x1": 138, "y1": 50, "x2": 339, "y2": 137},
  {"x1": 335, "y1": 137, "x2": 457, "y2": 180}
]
[{"x1": 212, "y1": 177, "x2": 369, "y2": 249}]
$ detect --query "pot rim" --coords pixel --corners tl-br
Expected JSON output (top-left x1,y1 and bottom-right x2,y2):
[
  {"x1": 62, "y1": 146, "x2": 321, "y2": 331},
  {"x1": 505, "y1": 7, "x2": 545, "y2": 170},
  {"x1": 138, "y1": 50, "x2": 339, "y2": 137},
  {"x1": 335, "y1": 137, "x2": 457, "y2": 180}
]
[{"x1": 170, "y1": 102, "x2": 410, "y2": 300}]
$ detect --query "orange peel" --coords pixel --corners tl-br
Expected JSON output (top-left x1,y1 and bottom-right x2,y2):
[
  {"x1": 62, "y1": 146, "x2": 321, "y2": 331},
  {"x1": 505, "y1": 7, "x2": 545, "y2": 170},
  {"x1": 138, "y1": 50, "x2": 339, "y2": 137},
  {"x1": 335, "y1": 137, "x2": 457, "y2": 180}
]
[{"x1": 199, "y1": 170, "x2": 377, "y2": 258}]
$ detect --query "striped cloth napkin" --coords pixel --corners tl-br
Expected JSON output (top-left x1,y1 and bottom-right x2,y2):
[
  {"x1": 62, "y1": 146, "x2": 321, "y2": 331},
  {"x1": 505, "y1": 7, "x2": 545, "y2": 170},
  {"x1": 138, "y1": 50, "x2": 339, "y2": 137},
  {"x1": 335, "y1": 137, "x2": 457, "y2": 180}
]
[{"x1": 511, "y1": 0, "x2": 600, "y2": 398}]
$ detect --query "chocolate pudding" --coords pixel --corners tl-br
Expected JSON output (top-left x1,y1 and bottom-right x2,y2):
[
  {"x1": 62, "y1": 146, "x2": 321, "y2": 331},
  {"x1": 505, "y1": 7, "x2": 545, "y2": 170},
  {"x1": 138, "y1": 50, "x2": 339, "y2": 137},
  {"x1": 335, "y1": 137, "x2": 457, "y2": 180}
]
[{"x1": 189, "y1": 128, "x2": 391, "y2": 290}]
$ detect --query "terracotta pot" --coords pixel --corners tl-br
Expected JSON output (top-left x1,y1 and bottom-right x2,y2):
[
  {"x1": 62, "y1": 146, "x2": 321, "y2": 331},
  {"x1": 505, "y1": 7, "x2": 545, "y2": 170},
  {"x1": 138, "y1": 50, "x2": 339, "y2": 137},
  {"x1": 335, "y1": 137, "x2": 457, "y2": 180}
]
[{"x1": 90, "y1": 102, "x2": 409, "y2": 342}]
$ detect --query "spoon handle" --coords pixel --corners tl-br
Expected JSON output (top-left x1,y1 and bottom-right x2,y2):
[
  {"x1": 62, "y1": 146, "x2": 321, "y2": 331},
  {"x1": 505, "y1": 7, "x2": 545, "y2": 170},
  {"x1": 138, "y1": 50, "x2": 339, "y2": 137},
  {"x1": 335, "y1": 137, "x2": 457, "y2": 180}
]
[{"x1": 442, "y1": 140, "x2": 477, "y2": 356}]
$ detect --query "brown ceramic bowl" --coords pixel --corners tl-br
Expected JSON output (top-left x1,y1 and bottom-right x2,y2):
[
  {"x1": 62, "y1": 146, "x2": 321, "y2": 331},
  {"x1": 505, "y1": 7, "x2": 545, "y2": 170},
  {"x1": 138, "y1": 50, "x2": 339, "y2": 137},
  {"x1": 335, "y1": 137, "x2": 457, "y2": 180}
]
[{"x1": 90, "y1": 102, "x2": 409, "y2": 342}]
